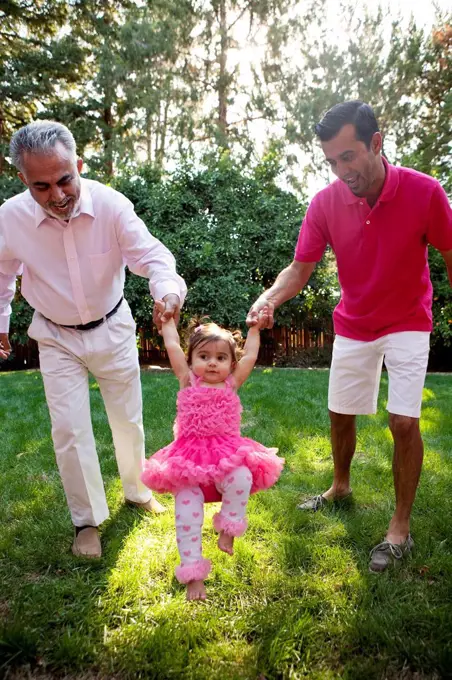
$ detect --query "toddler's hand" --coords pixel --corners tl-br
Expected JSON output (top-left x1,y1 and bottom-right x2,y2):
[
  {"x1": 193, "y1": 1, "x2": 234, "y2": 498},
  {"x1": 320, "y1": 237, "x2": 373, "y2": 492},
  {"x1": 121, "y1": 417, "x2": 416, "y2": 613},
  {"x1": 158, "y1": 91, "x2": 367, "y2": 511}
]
[
  {"x1": 256, "y1": 306, "x2": 270, "y2": 330},
  {"x1": 153, "y1": 299, "x2": 166, "y2": 332}
]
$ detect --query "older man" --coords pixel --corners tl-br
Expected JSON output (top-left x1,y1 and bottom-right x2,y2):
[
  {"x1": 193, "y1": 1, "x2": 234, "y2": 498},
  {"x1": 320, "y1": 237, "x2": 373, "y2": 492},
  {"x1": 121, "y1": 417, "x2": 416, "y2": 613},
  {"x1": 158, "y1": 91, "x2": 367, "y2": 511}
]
[
  {"x1": 0, "y1": 121, "x2": 186, "y2": 558},
  {"x1": 248, "y1": 101, "x2": 452, "y2": 572}
]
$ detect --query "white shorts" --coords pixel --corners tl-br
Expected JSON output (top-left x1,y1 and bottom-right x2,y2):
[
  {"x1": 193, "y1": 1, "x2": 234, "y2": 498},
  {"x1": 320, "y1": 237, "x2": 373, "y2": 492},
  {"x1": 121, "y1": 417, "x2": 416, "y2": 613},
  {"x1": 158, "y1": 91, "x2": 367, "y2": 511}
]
[{"x1": 328, "y1": 332, "x2": 430, "y2": 418}]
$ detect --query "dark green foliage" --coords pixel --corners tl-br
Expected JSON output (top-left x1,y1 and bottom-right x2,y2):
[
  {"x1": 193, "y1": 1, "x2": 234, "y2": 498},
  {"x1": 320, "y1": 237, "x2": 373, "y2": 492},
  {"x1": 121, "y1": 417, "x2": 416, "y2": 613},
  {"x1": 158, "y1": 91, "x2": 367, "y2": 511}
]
[
  {"x1": 0, "y1": 174, "x2": 24, "y2": 204},
  {"x1": 430, "y1": 248, "x2": 452, "y2": 348},
  {"x1": 115, "y1": 152, "x2": 338, "y2": 331},
  {"x1": 404, "y1": 17, "x2": 452, "y2": 353},
  {"x1": 0, "y1": 2, "x2": 451, "y2": 360},
  {"x1": 0, "y1": 0, "x2": 83, "y2": 173}
]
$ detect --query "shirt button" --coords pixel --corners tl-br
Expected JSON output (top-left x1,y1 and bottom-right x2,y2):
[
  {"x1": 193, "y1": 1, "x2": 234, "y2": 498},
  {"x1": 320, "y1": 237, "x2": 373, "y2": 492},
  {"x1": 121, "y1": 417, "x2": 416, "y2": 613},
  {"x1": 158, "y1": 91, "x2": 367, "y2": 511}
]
[
  {"x1": 366, "y1": 220, "x2": 370, "y2": 225},
  {"x1": 359, "y1": 201, "x2": 364, "y2": 205}
]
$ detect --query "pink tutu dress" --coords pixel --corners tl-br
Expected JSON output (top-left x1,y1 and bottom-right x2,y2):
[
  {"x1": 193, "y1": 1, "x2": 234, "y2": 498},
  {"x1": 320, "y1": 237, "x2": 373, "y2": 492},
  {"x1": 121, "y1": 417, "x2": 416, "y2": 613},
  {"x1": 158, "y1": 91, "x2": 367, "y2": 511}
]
[{"x1": 141, "y1": 372, "x2": 284, "y2": 502}]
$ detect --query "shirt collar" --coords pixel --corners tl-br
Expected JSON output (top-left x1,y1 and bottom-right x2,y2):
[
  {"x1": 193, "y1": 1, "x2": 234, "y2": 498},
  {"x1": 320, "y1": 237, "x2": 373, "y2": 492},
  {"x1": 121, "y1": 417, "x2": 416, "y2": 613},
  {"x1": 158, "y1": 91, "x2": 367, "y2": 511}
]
[
  {"x1": 34, "y1": 178, "x2": 95, "y2": 227},
  {"x1": 340, "y1": 156, "x2": 399, "y2": 206}
]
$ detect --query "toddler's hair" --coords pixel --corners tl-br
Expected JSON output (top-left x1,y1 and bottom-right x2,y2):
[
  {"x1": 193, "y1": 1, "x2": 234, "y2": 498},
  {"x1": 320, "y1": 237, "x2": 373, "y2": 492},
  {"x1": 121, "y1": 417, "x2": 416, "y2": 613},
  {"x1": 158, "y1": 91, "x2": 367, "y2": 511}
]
[{"x1": 186, "y1": 319, "x2": 243, "y2": 365}]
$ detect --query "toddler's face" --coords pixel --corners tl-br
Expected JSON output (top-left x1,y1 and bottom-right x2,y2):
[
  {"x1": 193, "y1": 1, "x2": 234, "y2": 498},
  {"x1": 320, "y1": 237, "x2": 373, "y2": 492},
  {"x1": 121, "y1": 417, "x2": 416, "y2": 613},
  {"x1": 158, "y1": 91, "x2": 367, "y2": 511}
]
[{"x1": 191, "y1": 339, "x2": 234, "y2": 384}]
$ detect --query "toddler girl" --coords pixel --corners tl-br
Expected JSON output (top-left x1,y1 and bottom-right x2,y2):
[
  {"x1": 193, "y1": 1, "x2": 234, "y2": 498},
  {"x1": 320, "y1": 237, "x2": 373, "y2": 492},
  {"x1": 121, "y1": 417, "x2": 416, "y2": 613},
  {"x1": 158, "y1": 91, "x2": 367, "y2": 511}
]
[{"x1": 141, "y1": 302, "x2": 284, "y2": 601}]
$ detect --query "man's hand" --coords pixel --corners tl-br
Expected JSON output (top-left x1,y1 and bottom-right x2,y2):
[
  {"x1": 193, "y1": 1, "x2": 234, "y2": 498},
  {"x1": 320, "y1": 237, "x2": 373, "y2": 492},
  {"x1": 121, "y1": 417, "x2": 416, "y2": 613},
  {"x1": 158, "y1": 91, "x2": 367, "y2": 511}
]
[
  {"x1": 153, "y1": 294, "x2": 181, "y2": 331},
  {"x1": 246, "y1": 298, "x2": 275, "y2": 329},
  {"x1": 0, "y1": 333, "x2": 11, "y2": 360},
  {"x1": 246, "y1": 261, "x2": 316, "y2": 329}
]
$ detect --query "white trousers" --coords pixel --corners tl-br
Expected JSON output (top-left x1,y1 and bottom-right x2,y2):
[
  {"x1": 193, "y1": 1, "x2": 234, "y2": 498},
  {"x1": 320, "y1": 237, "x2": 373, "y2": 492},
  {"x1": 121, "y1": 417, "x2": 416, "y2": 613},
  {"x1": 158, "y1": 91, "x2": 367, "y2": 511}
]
[{"x1": 28, "y1": 299, "x2": 152, "y2": 527}]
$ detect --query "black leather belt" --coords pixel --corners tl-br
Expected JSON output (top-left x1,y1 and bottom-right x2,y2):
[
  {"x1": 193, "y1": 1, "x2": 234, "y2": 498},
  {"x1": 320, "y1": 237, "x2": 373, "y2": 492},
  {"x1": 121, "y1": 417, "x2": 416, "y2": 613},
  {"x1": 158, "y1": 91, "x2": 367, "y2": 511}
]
[{"x1": 59, "y1": 297, "x2": 124, "y2": 331}]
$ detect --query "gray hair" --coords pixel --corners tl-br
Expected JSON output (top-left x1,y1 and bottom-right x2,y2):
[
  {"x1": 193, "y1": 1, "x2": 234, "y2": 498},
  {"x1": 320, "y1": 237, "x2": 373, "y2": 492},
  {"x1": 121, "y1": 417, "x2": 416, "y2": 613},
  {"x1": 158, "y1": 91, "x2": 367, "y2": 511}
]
[{"x1": 10, "y1": 121, "x2": 77, "y2": 171}]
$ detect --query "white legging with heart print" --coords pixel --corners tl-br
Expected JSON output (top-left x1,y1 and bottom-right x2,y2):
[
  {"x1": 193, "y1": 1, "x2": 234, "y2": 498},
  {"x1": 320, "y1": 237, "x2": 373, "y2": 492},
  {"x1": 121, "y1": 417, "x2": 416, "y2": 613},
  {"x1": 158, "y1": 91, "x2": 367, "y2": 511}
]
[{"x1": 174, "y1": 465, "x2": 253, "y2": 583}]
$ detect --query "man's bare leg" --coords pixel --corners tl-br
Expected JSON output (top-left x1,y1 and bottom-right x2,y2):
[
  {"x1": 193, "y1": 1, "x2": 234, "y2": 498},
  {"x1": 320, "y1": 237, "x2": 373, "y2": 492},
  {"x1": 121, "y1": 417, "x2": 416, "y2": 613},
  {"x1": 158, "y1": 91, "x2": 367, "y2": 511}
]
[
  {"x1": 321, "y1": 411, "x2": 356, "y2": 500},
  {"x1": 386, "y1": 414, "x2": 423, "y2": 544}
]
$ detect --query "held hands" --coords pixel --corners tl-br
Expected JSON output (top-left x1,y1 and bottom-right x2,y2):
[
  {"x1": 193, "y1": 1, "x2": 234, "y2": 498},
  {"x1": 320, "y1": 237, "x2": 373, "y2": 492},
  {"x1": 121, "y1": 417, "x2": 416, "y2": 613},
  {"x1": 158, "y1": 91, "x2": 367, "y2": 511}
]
[
  {"x1": 255, "y1": 306, "x2": 270, "y2": 330},
  {"x1": 246, "y1": 306, "x2": 270, "y2": 333},
  {"x1": 246, "y1": 299, "x2": 274, "y2": 329},
  {"x1": 153, "y1": 296, "x2": 269, "y2": 334},
  {"x1": 153, "y1": 294, "x2": 181, "y2": 332},
  {"x1": 0, "y1": 333, "x2": 11, "y2": 360}
]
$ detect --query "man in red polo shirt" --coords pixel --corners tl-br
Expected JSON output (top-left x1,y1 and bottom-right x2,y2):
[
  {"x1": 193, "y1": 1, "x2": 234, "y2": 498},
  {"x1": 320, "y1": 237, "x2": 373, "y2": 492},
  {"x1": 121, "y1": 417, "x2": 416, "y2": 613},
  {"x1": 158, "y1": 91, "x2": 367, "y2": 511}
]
[{"x1": 247, "y1": 101, "x2": 452, "y2": 572}]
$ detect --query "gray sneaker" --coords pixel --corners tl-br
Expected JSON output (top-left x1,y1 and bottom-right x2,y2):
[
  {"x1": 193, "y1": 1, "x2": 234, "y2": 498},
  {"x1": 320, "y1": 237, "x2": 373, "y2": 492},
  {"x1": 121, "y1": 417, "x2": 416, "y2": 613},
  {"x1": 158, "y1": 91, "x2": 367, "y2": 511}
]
[
  {"x1": 369, "y1": 535, "x2": 414, "y2": 573},
  {"x1": 297, "y1": 494, "x2": 328, "y2": 511},
  {"x1": 297, "y1": 491, "x2": 352, "y2": 512}
]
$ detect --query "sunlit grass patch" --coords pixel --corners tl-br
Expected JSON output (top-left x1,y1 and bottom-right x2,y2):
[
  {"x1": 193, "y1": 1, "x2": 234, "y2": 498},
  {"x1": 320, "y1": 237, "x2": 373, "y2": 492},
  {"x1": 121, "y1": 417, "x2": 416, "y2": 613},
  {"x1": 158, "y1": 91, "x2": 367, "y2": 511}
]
[{"x1": 0, "y1": 368, "x2": 451, "y2": 678}]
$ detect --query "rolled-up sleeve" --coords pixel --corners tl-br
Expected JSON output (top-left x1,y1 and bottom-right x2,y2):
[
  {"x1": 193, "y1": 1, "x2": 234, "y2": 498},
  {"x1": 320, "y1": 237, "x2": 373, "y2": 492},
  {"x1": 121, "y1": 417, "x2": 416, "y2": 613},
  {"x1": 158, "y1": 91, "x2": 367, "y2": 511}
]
[
  {"x1": 115, "y1": 197, "x2": 187, "y2": 305},
  {"x1": 426, "y1": 183, "x2": 452, "y2": 251},
  {"x1": 0, "y1": 224, "x2": 22, "y2": 333}
]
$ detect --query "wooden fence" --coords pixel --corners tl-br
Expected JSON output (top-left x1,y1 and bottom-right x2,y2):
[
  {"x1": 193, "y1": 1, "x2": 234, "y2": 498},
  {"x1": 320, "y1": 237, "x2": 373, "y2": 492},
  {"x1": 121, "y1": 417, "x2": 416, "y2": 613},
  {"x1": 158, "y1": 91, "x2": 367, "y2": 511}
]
[
  {"x1": 259, "y1": 324, "x2": 333, "y2": 365},
  {"x1": 137, "y1": 323, "x2": 333, "y2": 367},
  {"x1": 4, "y1": 322, "x2": 332, "y2": 371}
]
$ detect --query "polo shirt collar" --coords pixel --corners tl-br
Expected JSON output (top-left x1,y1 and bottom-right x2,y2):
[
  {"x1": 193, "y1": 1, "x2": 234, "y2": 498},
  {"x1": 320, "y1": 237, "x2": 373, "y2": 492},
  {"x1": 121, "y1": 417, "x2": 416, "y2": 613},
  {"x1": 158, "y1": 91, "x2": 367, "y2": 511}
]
[
  {"x1": 340, "y1": 156, "x2": 399, "y2": 206},
  {"x1": 34, "y1": 178, "x2": 95, "y2": 227}
]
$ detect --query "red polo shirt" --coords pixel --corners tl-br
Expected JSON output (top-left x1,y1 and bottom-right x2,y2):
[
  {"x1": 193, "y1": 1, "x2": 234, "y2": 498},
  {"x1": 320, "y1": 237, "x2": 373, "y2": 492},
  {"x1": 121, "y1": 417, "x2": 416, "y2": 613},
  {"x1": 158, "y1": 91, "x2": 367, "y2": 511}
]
[{"x1": 295, "y1": 159, "x2": 452, "y2": 341}]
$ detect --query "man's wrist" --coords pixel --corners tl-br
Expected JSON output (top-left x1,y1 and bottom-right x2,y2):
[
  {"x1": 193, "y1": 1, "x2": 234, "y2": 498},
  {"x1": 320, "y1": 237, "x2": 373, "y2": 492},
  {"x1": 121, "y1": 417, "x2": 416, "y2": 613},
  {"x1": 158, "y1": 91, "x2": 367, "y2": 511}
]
[{"x1": 258, "y1": 292, "x2": 276, "y2": 308}]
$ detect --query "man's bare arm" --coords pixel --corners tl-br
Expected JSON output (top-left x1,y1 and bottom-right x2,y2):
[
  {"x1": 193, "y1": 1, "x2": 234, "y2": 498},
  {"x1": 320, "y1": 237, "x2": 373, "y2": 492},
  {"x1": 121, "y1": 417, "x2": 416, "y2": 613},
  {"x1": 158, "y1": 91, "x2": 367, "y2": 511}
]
[
  {"x1": 246, "y1": 260, "x2": 316, "y2": 328},
  {"x1": 440, "y1": 249, "x2": 452, "y2": 286}
]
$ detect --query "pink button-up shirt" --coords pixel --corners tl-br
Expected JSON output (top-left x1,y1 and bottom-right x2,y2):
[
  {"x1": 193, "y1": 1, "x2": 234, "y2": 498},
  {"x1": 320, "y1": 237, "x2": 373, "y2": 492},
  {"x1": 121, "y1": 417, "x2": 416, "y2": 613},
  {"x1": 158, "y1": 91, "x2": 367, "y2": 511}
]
[
  {"x1": 295, "y1": 159, "x2": 452, "y2": 341},
  {"x1": 0, "y1": 178, "x2": 187, "y2": 332}
]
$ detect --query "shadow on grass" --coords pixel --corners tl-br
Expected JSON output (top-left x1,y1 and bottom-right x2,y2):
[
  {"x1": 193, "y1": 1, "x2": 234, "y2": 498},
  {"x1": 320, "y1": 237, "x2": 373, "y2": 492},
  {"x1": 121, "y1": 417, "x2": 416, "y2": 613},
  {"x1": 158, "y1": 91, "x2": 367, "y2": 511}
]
[
  {"x1": 0, "y1": 371, "x2": 170, "y2": 676},
  {"x1": 1, "y1": 369, "x2": 452, "y2": 679},
  {"x1": 249, "y1": 373, "x2": 452, "y2": 679},
  {"x1": 0, "y1": 488, "x2": 178, "y2": 677},
  {"x1": 0, "y1": 372, "x2": 240, "y2": 679}
]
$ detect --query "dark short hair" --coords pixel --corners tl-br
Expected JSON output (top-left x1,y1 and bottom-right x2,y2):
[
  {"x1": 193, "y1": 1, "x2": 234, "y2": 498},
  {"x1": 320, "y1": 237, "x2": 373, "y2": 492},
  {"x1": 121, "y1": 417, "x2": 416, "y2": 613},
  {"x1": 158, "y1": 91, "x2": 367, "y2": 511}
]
[
  {"x1": 315, "y1": 101, "x2": 379, "y2": 148},
  {"x1": 186, "y1": 321, "x2": 242, "y2": 366}
]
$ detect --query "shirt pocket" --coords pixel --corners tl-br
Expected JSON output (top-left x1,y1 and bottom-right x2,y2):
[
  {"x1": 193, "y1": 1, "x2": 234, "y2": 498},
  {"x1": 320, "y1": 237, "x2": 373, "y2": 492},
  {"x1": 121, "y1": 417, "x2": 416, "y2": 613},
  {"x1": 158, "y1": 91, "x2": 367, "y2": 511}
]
[{"x1": 88, "y1": 246, "x2": 123, "y2": 286}]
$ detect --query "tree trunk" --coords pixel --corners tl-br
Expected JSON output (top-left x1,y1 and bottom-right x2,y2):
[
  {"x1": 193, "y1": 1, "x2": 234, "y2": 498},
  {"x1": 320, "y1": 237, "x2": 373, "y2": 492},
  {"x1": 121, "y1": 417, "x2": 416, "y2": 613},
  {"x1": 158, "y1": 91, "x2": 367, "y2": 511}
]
[
  {"x1": 146, "y1": 110, "x2": 152, "y2": 162},
  {"x1": 156, "y1": 98, "x2": 170, "y2": 168},
  {"x1": 103, "y1": 105, "x2": 113, "y2": 177},
  {"x1": 101, "y1": 1, "x2": 114, "y2": 177},
  {"x1": 0, "y1": 108, "x2": 4, "y2": 175},
  {"x1": 154, "y1": 101, "x2": 162, "y2": 160},
  {"x1": 218, "y1": 0, "x2": 228, "y2": 146}
]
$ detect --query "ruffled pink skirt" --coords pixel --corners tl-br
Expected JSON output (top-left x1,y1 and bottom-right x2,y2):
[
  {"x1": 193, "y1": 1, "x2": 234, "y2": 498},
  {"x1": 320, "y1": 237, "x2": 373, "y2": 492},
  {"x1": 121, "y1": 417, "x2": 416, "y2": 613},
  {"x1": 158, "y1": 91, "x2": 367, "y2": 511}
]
[{"x1": 141, "y1": 435, "x2": 284, "y2": 501}]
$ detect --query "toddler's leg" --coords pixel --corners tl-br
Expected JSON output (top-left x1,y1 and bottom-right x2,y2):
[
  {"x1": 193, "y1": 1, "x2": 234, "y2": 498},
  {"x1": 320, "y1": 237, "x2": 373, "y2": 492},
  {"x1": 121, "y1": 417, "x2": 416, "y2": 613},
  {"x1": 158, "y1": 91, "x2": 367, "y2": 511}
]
[
  {"x1": 213, "y1": 466, "x2": 252, "y2": 555},
  {"x1": 175, "y1": 487, "x2": 211, "y2": 600}
]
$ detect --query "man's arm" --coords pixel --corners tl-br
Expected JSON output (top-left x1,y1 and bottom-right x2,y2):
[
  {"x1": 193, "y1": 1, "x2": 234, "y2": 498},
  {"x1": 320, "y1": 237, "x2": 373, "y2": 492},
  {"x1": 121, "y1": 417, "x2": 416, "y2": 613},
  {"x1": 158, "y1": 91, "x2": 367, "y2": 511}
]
[
  {"x1": 0, "y1": 229, "x2": 22, "y2": 359},
  {"x1": 440, "y1": 249, "x2": 452, "y2": 286},
  {"x1": 0, "y1": 268, "x2": 15, "y2": 358},
  {"x1": 114, "y1": 194, "x2": 187, "y2": 324},
  {"x1": 248, "y1": 192, "x2": 327, "y2": 328},
  {"x1": 246, "y1": 260, "x2": 316, "y2": 328},
  {"x1": 427, "y1": 184, "x2": 452, "y2": 273}
]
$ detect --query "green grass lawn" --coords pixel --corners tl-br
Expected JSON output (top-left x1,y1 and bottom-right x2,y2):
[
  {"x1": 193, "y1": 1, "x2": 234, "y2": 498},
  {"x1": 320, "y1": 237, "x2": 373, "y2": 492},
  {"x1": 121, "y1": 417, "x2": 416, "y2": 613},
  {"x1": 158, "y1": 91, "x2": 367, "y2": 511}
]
[{"x1": 0, "y1": 368, "x2": 451, "y2": 680}]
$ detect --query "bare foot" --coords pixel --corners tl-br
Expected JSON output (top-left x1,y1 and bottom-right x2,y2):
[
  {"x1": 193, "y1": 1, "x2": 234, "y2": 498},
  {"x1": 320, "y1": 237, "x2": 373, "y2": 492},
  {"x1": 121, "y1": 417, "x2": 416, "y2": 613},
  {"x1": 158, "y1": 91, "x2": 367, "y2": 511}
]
[
  {"x1": 128, "y1": 497, "x2": 167, "y2": 514},
  {"x1": 147, "y1": 497, "x2": 167, "y2": 514},
  {"x1": 186, "y1": 580, "x2": 206, "y2": 601},
  {"x1": 217, "y1": 531, "x2": 234, "y2": 555},
  {"x1": 322, "y1": 486, "x2": 352, "y2": 501}
]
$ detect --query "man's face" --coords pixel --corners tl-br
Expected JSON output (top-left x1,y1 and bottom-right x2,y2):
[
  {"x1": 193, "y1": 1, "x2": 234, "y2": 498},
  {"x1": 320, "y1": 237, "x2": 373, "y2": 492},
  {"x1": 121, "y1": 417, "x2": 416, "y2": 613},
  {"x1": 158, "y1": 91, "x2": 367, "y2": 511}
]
[
  {"x1": 18, "y1": 141, "x2": 83, "y2": 220},
  {"x1": 321, "y1": 123, "x2": 382, "y2": 197}
]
